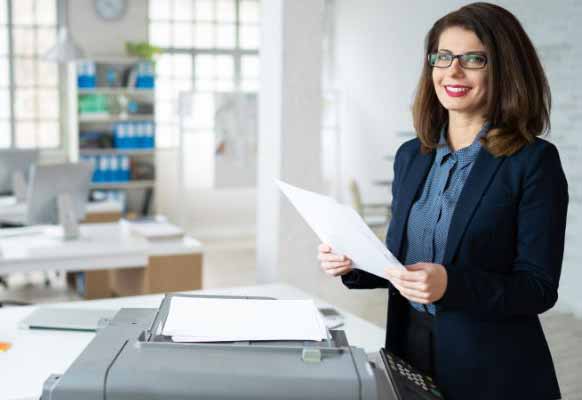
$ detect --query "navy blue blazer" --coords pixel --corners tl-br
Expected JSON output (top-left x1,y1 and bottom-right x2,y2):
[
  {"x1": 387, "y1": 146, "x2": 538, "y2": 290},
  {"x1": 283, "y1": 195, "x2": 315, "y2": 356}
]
[{"x1": 342, "y1": 137, "x2": 568, "y2": 400}]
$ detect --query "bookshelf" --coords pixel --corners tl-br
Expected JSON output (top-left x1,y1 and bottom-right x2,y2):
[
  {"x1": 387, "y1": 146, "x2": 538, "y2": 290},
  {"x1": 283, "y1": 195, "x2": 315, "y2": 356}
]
[
  {"x1": 90, "y1": 180, "x2": 155, "y2": 190},
  {"x1": 72, "y1": 58, "x2": 157, "y2": 216},
  {"x1": 78, "y1": 88, "x2": 155, "y2": 95},
  {"x1": 78, "y1": 113, "x2": 154, "y2": 123},
  {"x1": 79, "y1": 149, "x2": 155, "y2": 156}
]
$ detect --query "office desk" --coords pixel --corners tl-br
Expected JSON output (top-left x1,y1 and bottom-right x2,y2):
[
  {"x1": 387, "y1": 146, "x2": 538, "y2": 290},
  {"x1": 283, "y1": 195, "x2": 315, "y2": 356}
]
[
  {"x1": 0, "y1": 223, "x2": 204, "y2": 299},
  {"x1": 0, "y1": 196, "x2": 123, "y2": 224},
  {"x1": 0, "y1": 283, "x2": 385, "y2": 400}
]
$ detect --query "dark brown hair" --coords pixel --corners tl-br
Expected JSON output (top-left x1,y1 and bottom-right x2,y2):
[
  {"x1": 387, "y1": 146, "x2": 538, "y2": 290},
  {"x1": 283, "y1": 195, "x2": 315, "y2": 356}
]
[{"x1": 412, "y1": 2, "x2": 551, "y2": 156}]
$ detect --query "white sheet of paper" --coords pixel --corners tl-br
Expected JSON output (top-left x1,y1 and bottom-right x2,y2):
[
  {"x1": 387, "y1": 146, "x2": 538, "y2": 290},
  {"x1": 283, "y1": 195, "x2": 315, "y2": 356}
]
[
  {"x1": 276, "y1": 179, "x2": 403, "y2": 279},
  {"x1": 162, "y1": 297, "x2": 328, "y2": 342}
]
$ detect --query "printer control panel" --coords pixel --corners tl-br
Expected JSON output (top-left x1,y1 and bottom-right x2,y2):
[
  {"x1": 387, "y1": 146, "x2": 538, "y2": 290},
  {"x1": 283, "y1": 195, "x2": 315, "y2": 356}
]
[{"x1": 381, "y1": 349, "x2": 444, "y2": 400}]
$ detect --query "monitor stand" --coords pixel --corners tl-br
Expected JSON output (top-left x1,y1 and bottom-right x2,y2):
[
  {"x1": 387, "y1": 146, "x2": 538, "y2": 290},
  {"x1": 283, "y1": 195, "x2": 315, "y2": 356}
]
[
  {"x1": 12, "y1": 171, "x2": 27, "y2": 202},
  {"x1": 58, "y1": 193, "x2": 80, "y2": 240}
]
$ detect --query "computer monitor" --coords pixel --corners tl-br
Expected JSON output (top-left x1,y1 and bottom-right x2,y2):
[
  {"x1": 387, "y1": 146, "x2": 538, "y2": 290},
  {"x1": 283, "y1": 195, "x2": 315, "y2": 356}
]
[
  {"x1": 0, "y1": 149, "x2": 38, "y2": 195},
  {"x1": 26, "y1": 162, "x2": 93, "y2": 225}
]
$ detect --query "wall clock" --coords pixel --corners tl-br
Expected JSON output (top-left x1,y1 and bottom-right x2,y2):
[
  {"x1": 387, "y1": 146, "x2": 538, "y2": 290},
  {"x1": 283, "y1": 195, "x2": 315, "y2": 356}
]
[{"x1": 95, "y1": 0, "x2": 128, "y2": 21}]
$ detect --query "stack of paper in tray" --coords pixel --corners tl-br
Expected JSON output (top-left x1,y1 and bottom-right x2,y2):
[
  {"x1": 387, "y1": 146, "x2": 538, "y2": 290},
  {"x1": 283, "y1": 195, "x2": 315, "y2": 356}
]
[{"x1": 162, "y1": 297, "x2": 329, "y2": 343}]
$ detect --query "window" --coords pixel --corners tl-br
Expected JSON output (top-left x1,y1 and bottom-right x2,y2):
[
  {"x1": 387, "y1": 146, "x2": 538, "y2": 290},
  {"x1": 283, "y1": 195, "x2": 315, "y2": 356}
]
[
  {"x1": 0, "y1": 0, "x2": 61, "y2": 149},
  {"x1": 149, "y1": 0, "x2": 260, "y2": 147}
]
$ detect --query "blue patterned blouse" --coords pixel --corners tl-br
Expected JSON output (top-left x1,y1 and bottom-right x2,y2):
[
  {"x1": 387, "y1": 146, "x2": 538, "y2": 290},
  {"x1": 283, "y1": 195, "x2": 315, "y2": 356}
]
[{"x1": 404, "y1": 122, "x2": 491, "y2": 314}]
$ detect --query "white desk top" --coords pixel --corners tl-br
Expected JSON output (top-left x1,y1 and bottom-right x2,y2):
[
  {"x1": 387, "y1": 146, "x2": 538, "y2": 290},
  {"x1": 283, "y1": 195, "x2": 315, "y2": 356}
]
[
  {"x1": 0, "y1": 283, "x2": 385, "y2": 400},
  {"x1": 0, "y1": 222, "x2": 203, "y2": 274},
  {"x1": 0, "y1": 196, "x2": 124, "y2": 224}
]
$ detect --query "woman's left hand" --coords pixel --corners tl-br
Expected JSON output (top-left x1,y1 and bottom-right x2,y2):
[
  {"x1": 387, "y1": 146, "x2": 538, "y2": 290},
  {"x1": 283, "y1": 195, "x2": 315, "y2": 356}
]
[{"x1": 384, "y1": 263, "x2": 448, "y2": 304}]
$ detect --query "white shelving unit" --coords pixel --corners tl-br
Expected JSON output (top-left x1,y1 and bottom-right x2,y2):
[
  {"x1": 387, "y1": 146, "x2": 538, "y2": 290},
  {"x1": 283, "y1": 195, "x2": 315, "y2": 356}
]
[
  {"x1": 78, "y1": 88, "x2": 154, "y2": 95},
  {"x1": 78, "y1": 114, "x2": 154, "y2": 123},
  {"x1": 90, "y1": 180, "x2": 155, "y2": 190},
  {"x1": 79, "y1": 149, "x2": 155, "y2": 156},
  {"x1": 72, "y1": 58, "x2": 157, "y2": 216}
]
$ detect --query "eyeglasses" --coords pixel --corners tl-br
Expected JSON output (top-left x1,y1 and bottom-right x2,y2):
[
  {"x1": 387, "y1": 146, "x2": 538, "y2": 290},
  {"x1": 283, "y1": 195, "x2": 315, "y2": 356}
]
[{"x1": 428, "y1": 51, "x2": 488, "y2": 69}]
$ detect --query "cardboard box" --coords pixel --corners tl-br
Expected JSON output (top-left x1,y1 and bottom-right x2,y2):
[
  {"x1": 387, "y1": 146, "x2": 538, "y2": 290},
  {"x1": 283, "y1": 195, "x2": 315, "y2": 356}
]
[
  {"x1": 83, "y1": 211, "x2": 123, "y2": 224},
  {"x1": 83, "y1": 270, "x2": 114, "y2": 299},
  {"x1": 108, "y1": 253, "x2": 203, "y2": 298}
]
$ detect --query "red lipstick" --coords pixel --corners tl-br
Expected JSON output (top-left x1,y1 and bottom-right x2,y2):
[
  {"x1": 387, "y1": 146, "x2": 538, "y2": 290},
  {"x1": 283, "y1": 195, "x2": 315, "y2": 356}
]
[{"x1": 444, "y1": 85, "x2": 471, "y2": 97}]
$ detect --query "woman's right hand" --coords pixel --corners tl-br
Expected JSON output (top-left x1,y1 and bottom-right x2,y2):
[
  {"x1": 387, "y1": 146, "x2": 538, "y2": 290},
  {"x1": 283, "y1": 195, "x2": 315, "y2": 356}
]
[{"x1": 318, "y1": 243, "x2": 353, "y2": 277}]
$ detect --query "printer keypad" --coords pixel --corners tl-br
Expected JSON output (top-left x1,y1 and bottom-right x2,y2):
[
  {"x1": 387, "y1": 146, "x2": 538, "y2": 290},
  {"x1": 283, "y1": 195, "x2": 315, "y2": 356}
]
[{"x1": 385, "y1": 352, "x2": 442, "y2": 398}]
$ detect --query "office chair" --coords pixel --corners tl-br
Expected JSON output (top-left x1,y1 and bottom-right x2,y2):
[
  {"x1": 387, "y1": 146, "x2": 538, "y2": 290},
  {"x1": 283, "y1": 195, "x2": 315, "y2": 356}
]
[
  {"x1": 348, "y1": 179, "x2": 391, "y2": 239},
  {"x1": 1, "y1": 223, "x2": 53, "y2": 289},
  {"x1": 0, "y1": 271, "x2": 32, "y2": 308}
]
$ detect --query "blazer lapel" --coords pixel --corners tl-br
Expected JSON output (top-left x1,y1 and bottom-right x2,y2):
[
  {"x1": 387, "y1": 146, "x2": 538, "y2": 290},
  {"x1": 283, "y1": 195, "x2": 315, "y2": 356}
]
[
  {"x1": 392, "y1": 149, "x2": 434, "y2": 260},
  {"x1": 442, "y1": 148, "x2": 505, "y2": 266}
]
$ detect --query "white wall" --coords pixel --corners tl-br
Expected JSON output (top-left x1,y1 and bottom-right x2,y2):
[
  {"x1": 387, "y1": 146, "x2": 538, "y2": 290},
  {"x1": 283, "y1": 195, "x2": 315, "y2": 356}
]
[
  {"x1": 256, "y1": 0, "x2": 325, "y2": 287},
  {"x1": 69, "y1": 0, "x2": 148, "y2": 58},
  {"x1": 252, "y1": 0, "x2": 392, "y2": 327},
  {"x1": 333, "y1": 0, "x2": 582, "y2": 316}
]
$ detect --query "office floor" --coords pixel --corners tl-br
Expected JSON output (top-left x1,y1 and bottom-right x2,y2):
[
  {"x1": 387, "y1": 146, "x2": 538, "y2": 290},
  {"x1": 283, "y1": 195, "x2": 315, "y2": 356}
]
[{"x1": 1, "y1": 237, "x2": 581, "y2": 399}]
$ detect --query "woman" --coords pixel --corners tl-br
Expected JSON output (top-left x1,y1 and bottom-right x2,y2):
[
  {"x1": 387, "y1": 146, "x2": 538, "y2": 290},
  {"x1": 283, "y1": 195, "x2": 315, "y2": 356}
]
[{"x1": 318, "y1": 3, "x2": 568, "y2": 400}]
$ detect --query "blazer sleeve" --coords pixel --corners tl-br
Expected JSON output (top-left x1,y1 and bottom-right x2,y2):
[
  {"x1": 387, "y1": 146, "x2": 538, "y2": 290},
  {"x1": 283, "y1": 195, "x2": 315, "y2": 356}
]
[
  {"x1": 341, "y1": 144, "x2": 408, "y2": 290},
  {"x1": 436, "y1": 143, "x2": 569, "y2": 316}
]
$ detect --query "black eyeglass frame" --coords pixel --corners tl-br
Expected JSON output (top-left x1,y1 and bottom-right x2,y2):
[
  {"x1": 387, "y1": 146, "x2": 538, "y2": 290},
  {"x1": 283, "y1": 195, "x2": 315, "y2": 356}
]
[{"x1": 427, "y1": 52, "x2": 488, "y2": 70}]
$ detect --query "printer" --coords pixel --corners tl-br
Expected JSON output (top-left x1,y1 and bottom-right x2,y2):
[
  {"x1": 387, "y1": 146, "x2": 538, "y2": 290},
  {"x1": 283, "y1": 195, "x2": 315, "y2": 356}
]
[{"x1": 40, "y1": 294, "x2": 442, "y2": 400}]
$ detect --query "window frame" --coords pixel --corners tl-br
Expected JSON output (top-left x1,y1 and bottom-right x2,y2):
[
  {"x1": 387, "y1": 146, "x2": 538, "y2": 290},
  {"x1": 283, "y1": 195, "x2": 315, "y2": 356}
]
[
  {"x1": 148, "y1": 0, "x2": 260, "y2": 148},
  {"x1": 1, "y1": 0, "x2": 64, "y2": 151}
]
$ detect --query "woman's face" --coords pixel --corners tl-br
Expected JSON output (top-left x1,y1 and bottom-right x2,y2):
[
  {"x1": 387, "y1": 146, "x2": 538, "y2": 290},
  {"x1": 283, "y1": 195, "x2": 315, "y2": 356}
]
[{"x1": 432, "y1": 26, "x2": 488, "y2": 119}]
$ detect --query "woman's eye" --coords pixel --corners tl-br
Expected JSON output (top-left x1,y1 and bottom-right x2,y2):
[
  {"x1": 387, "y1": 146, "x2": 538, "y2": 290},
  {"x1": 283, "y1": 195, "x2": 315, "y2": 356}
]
[
  {"x1": 465, "y1": 55, "x2": 485, "y2": 64},
  {"x1": 437, "y1": 53, "x2": 451, "y2": 61}
]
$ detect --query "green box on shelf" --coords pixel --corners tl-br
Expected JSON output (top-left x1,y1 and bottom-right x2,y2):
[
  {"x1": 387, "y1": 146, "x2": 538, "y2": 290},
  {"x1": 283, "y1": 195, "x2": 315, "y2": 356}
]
[{"x1": 78, "y1": 94, "x2": 109, "y2": 114}]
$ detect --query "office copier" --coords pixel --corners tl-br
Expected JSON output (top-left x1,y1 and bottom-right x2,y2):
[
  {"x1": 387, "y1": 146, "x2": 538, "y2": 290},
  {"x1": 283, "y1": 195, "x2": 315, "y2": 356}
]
[{"x1": 40, "y1": 294, "x2": 443, "y2": 400}]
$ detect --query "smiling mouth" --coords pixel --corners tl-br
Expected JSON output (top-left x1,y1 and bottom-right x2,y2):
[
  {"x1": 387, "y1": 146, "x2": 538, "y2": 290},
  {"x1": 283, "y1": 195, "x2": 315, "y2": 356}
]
[{"x1": 444, "y1": 85, "x2": 471, "y2": 97}]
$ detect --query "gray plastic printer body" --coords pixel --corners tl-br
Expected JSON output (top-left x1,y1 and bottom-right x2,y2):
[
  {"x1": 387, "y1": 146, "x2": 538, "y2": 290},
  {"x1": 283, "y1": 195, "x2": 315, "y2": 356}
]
[{"x1": 41, "y1": 294, "x2": 391, "y2": 400}]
